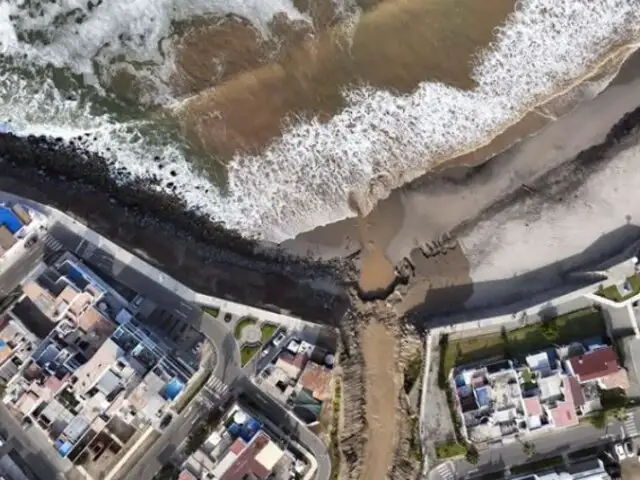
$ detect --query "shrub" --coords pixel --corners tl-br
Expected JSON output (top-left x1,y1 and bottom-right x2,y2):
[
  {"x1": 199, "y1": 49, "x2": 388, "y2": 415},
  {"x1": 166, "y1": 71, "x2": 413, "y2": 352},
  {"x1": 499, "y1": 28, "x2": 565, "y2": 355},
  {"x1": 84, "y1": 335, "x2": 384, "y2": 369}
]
[
  {"x1": 465, "y1": 445, "x2": 479, "y2": 465},
  {"x1": 539, "y1": 321, "x2": 559, "y2": 341}
]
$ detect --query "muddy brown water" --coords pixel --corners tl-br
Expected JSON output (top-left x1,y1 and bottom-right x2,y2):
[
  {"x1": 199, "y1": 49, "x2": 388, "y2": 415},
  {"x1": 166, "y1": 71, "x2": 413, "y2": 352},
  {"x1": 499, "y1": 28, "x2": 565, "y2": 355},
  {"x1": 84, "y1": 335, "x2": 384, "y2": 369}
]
[{"x1": 177, "y1": 0, "x2": 515, "y2": 158}]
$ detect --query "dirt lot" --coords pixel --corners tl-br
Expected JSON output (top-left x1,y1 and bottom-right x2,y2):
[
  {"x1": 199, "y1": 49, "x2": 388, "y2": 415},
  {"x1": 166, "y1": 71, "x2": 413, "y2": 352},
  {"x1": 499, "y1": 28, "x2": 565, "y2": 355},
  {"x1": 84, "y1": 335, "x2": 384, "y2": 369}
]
[{"x1": 361, "y1": 320, "x2": 398, "y2": 480}]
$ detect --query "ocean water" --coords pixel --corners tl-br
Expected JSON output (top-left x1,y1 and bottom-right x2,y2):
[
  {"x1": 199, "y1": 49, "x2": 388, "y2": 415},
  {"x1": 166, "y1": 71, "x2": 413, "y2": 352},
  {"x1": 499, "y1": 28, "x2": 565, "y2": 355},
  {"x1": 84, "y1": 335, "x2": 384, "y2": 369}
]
[{"x1": 0, "y1": 0, "x2": 639, "y2": 241}]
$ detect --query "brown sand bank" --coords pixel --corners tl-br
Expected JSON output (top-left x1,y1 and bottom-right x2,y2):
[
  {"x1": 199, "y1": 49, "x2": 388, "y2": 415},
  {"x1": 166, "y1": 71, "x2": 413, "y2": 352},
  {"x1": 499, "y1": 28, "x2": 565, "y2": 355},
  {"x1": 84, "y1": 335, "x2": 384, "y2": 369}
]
[
  {"x1": 283, "y1": 44, "x2": 640, "y2": 301},
  {"x1": 361, "y1": 320, "x2": 398, "y2": 480},
  {"x1": 177, "y1": 0, "x2": 514, "y2": 158}
]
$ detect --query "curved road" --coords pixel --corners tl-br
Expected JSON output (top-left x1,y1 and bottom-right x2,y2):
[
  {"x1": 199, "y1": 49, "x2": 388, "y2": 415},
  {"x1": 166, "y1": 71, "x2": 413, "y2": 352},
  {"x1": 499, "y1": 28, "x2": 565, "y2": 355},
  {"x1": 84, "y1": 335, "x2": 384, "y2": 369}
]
[{"x1": 126, "y1": 313, "x2": 330, "y2": 480}]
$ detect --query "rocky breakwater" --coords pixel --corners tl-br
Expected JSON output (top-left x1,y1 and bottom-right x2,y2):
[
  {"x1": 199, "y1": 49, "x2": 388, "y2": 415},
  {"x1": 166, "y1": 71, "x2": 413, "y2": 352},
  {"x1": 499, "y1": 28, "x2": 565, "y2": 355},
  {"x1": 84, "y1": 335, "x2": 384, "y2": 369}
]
[{"x1": 0, "y1": 132, "x2": 350, "y2": 322}]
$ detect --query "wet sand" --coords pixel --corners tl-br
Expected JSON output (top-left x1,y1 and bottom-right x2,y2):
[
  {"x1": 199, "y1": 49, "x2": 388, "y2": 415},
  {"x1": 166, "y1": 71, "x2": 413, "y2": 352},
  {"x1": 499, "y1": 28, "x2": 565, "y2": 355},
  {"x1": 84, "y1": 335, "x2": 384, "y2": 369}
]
[{"x1": 283, "y1": 44, "x2": 640, "y2": 302}]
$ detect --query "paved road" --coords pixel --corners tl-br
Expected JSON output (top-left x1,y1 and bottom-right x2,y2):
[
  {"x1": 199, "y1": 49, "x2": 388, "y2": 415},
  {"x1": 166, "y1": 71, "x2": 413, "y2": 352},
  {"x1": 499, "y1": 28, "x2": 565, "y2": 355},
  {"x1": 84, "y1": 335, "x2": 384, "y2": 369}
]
[
  {"x1": 441, "y1": 410, "x2": 640, "y2": 480},
  {"x1": 129, "y1": 342, "x2": 331, "y2": 480},
  {"x1": 0, "y1": 402, "x2": 71, "y2": 480},
  {"x1": 126, "y1": 396, "x2": 211, "y2": 480},
  {"x1": 9, "y1": 214, "x2": 331, "y2": 480},
  {"x1": 0, "y1": 230, "x2": 57, "y2": 297},
  {"x1": 47, "y1": 221, "x2": 199, "y2": 323}
]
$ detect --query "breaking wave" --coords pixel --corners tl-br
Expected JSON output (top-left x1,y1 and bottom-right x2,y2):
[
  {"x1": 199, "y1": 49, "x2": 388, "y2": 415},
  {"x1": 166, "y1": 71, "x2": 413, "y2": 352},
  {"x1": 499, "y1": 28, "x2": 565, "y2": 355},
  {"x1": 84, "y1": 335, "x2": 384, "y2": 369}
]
[{"x1": 1, "y1": 0, "x2": 640, "y2": 241}]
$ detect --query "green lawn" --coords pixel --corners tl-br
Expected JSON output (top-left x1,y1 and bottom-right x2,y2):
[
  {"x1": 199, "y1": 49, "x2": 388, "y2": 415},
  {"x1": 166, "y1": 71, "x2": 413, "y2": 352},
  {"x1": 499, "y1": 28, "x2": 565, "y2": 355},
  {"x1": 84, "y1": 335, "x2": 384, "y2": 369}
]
[
  {"x1": 261, "y1": 323, "x2": 278, "y2": 343},
  {"x1": 240, "y1": 345, "x2": 261, "y2": 366},
  {"x1": 435, "y1": 442, "x2": 467, "y2": 459},
  {"x1": 234, "y1": 316, "x2": 258, "y2": 340},
  {"x1": 598, "y1": 274, "x2": 640, "y2": 302},
  {"x1": 203, "y1": 306, "x2": 220, "y2": 318},
  {"x1": 441, "y1": 308, "x2": 604, "y2": 378}
]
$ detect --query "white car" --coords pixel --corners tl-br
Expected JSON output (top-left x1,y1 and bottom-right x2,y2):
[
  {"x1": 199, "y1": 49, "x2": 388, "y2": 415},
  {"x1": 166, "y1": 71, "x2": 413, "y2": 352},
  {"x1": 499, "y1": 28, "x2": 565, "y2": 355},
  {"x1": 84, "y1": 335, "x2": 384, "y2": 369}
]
[
  {"x1": 272, "y1": 332, "x2": 286, "y2": 347},
  {"x1": 614, "y1": 443, "x2": 627, "y2": 461}
]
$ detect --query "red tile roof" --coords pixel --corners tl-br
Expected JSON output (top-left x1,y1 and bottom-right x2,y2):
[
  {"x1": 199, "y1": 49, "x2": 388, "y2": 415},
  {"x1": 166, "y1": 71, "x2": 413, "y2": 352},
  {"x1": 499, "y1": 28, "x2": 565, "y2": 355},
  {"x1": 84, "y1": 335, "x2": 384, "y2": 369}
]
[
  {"x1": 550, "y1": 378, "x2": 578, "y2": 428},
  {"x1": 221, "y1": 432, "x2": 272, "y2": 480},
  {"x1": 568, "y1": 347, "x2": 619, "y2": 382},
  {"x1": 567, "y1": 376, "x2": 585, "y2": 407},
  {"x1": 178, "y1": 470, "x2": 197, "y2": 480},
  {"x1": 230, "y1": 438, "x2": 246, "y2": 455},
  {"x1": 523, "y1": 396, "x2": 542, "y2": 417}
]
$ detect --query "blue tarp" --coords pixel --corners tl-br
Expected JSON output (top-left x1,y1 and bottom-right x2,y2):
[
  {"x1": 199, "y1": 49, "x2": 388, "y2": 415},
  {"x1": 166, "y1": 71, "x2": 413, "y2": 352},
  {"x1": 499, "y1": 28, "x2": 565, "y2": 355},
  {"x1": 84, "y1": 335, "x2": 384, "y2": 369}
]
[
  {"x1": 58, "y1": 442, "x2": 73, "y2": 457},
  {"x1": 0, "y1": 207, "x2": 22, "y2": 234},
  {"x1": 240, "y1": 418, "x2": 261, "y2": 443},
  {"x1": 227, "y1": 418, "x2": 262, "y2": 442},
  {"x1": 227, "y1": 423, "x2": 241, "y2": 438},
  {"x1": 67, "y1": 266, "x2": 86, "y2": 285},
  {"x1": 163, "y1": 378, "x2": 184, "y2": 401}
]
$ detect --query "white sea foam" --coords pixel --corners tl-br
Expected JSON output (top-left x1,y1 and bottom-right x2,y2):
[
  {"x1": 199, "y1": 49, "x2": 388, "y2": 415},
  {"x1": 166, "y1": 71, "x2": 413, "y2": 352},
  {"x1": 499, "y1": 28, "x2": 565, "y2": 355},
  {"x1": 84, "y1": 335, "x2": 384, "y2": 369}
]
[
  {"x1": 0, "y1": 0, "x2": 639, "y2": 242},
  {"x1": 0, "y1": 0, "x2": 308, "y2": 89}
]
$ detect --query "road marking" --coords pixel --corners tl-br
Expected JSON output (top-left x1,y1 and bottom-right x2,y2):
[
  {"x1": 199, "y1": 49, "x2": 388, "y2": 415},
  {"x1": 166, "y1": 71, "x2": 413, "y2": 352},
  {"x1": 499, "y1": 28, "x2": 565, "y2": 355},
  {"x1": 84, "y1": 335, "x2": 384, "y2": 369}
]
[
  {"x1": 625, "y1": 414, "x2": 638, "y2": 438},
  {"x1": 43, "y1": 235, "x2": 63, "y2": 252},
  {"x1": 436, "y1": 462, "x2": 454, "y2": 480},
  {"x1": 207, "y1": 377, "x2": 229, "y2": 397}
]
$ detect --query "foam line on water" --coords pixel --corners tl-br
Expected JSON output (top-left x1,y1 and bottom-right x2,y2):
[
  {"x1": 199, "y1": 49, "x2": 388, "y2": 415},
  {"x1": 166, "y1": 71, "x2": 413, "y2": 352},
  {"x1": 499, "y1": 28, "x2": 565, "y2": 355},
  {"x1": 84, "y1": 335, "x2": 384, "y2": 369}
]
[
  {"x1": 0, "y1": 0, "x2": 308, "y2": 85},
  {"x1": 1, "y1": 0, "x2": 640, "y2": 242}
]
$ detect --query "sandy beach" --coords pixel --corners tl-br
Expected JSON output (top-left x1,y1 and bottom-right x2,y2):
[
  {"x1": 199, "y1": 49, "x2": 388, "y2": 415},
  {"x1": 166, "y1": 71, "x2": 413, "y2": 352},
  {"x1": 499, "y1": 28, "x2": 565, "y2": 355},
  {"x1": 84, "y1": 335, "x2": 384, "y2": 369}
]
[{"x1": 283, "y1": 44, "x2": 640, "y2": 311}]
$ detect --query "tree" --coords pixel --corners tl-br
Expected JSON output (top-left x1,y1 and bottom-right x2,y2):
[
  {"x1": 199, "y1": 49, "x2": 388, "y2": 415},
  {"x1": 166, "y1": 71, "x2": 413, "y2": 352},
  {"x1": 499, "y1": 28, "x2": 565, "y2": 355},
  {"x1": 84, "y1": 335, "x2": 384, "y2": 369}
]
[
  {"x1": 539, "y1": 321, "x2": 559, "y2": 341},
  {"x1": 465, "y1": 445, "x2": 479, "y2": 465},
  {"x1": 589, "y1": 410, "x2": 607, "y2": 430},
  {"x1": 522, "y1": 441, "x2": 537, "y2": 457}
]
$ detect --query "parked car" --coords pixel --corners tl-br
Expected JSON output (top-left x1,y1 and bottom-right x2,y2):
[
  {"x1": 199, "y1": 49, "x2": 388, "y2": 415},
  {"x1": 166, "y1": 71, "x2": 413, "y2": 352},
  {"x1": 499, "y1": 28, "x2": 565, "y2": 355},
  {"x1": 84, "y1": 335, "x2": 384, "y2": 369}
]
[
  {"x1": 24, "y1": 235, "x2": 37, "y2": 248},
  {"x1": 160, "y1": 413, "x2": 173, "y2": 429},
  {"x1": 261, "y1": 347, "x2": 271, "y2": 359},
  {"x1": 272, "y1": 332, "x2": 286, "y2": 347},
  {"x1": 614, "y1": 443, "x2": 627, "y2": 461},
  {"x1": 624, "y1": 439, "x2": 633, "y2": 457}
]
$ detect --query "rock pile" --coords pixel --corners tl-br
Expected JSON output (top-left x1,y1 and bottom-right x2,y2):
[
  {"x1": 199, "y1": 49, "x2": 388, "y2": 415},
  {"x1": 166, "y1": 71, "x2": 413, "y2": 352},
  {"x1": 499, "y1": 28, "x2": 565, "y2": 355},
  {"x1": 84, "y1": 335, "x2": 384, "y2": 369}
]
[
  {"x1": 0, "y1": 133, "x2": 350, "y2": 321},
  {"x1": 337, "y1": 308, "x2": 368, "y2": 480}
]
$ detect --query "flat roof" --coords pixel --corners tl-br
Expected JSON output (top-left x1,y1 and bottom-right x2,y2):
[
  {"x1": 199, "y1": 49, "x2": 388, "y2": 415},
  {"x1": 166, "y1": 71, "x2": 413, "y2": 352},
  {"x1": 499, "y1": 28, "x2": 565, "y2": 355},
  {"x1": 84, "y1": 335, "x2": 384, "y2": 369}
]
[{"x1": 255, "y1": 440, "x2": 284, "y2": 471}]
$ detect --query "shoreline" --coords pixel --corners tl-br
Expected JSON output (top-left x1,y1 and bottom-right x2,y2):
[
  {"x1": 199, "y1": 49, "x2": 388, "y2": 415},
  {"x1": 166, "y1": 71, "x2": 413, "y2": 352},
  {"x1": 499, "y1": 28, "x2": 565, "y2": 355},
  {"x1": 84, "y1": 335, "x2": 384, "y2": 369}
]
[
  {"x1": 0, "y1": 42, "x2": 640, "y2": 320},
  {"x1": 0, "y1": 134, "x2": 351, "y2": 323},
  {"x1": 283, "y1": 43, "x2": 640, "y2": 298}
]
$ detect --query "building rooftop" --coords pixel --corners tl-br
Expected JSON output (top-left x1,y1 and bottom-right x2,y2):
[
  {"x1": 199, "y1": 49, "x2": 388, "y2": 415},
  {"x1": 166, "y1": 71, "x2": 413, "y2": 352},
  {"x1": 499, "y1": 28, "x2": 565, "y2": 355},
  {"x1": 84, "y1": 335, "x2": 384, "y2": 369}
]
[
  {"x1": 0, "y1": 341, "x2": 14, "y2": 368},
  {"x1": 178, "y1": 470, "x2": 198, "y2": 480},
  {"x1": 0, "y1": 206, "x2": 23, "y2": 234},
  {"x1": 539, "y1": 374, "x2": 563, "y2": 401},
  {"x1": 600, "y1": 369, "x2": 630, "y2": 391},
  {"x1": 254, "y1": 439, "x2": 285, "y2": 471},
  {"x1": 220, "y1": 432, "x2": 272, "y2": 480},
  {"x1": 75, "y1": 339, "x2": 123, "y2": 393},
  {"x1": 299, "y1": 362, "x2": 331, "y2": 402},
  {"x1": 549, "y1": 378, "x2": 578, "y2": 428},
  {"x1": 567, "y1": 376, "x2": 585, "y2": 408},
  {"x1": 0, "y1": 226, "x2": 16, "y2": 251},
  {"x1": 523, "y1": 396, "x2": 542, "y2": 417},
  {"x1": 568, "y1": 347, "x2": 619, "y2": 382},
  {"x1": 23, "y1": 282, "x2": 56, "y2": 318}
]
